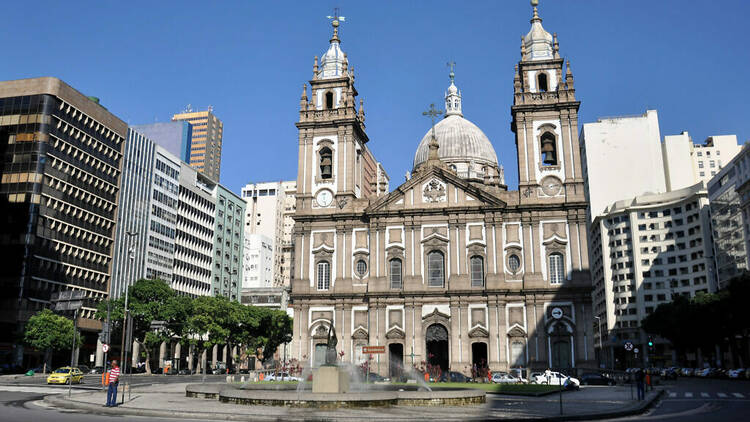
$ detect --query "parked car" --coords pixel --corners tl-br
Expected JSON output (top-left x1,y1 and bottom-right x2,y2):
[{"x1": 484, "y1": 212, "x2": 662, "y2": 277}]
[
  {"x1": 362, "y1": 372, "x2": 388, "y2": 382},
  {"x1": 580, "y1": 373, "x2": 616, "y2": 386},
  {"x1": 74, "y1": 365, "x2": 90, "y2": 374},
  {"x1": 89, "y1": 366, "x2": 104, "y2": 374},
  {"x1": 681, "y1": 367, "x2": 695, "y2": 377},
  {"x1": 266, "y1": 372, "x2": 301, "y2": 382},
  {"x1": 492, "y1": 372, "x2": 521, "y2": 384},
  {"x1": 442, "y1": 371, "x2": 471, "y2": 383},
  {"x1": 728, "y1": 368, "x2": 746, "y2": 379},
  {"x1": 47, "y1": 367, "x2": 84, "y2": 384},
  {"x1": 660, "y1": 367, "x2": 678, "y2": 380},
  {"x1": 531, "y1": 371, "x2": 580, "y2": 389}
]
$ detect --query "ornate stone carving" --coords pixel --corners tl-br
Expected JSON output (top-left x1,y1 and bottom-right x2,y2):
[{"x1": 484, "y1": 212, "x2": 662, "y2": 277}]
[
  {"x1": 385, "y1": 326, "x2": 406, "y2": 339},
  {"x1": 468, "y1": 325, "x2": 490, "y2": 338},
  {"x1": 423, "y1": 178, "x2": 446, "y2": 203}
]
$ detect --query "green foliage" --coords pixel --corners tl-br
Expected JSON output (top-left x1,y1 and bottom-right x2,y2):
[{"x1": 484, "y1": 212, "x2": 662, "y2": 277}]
[
  {"x1": 642, "y1": 275, "x2": 750, "y2": 353},
  {"x1": 95, "y1": 278, "x2": 293, "y2": 369},
  {"x1": 23, "y1": 309, "x2": 81, "y2": 353}
]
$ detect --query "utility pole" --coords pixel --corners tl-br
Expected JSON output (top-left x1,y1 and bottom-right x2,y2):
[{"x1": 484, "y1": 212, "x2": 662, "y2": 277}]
[
  {"x1": 50, "y1": 290, "x2": 84, "y2": 398},
  {"x1": 119, "y1": 231, "x2": 138, "y2": 405}
]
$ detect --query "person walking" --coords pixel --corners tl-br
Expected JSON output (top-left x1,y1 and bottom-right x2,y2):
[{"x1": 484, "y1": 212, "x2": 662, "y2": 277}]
[
  {"x1": 106, "y1": 360, "x2": 120, "y2": 407},
  {"x1": 635, "y1": 368, "x2": 645, "y2": 401}
]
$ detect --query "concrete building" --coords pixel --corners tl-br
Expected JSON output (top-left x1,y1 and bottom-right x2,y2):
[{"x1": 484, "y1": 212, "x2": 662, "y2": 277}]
[
  {"x1": 241, "y1": 180, "x2": 297, "y2": 288},
  {"x1": 290, "y1": 6, "x2": 594, "y2": 377},
  {"x1": 0, "y1": 77, "x2": 127, "y2": 367},
  {"x1": 589, "y1": 183, "x2": 714, "y2": 368},
  {"x1": 212, "y1": 185, "x2": 245, "y2": 301},
  {"x1": 172, "y1": 109, "x2": 223, "y2": 182},
  {"x1": 131, "y1": 121, "x2": 192, "y2": 163},
  {"x1": 663, "y1": 132, "x2": 740, "y2": 191},
  {"x1": 242, "y1": 234, "x2": 274, "y2": 289},
  {"x1": 709, "y1": 144, "x2": 750, "y2": 290},
  {"x1": 173, "y1": 163, "x2": 216, "y2": 297},
  {"x1": 580, "y1": 110, "x2": 666, "y2": 220}
]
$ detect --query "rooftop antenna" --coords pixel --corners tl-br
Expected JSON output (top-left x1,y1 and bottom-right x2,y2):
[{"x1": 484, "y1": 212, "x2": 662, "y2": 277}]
[{"x1": 184, "y1": 104, "x2": 193, "y2": 113}]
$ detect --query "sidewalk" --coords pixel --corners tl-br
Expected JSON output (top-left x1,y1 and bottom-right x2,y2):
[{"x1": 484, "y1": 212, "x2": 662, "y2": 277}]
[{"x1": 44, "y1": 382, "x2": 663, "y2": 421}]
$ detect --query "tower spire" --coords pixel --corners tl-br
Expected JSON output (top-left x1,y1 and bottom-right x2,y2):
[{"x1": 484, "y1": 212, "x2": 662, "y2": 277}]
[{"x1": 444, "y1": 62, "x2": 462, "y2": 117}]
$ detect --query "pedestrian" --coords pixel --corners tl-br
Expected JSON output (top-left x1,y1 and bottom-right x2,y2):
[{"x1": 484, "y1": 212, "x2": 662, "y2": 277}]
[
  {"x1": 635, "y1": 368, "x2": 645, "y2": 401},
  {"x1": 106, "y1": 360, "x2": 120, "y2": 407}
]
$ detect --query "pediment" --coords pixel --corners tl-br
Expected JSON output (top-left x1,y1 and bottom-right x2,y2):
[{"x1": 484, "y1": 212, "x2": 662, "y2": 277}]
[
  {"x1": 366, "y1": 166, "x2": 506, "y2": 214},
  {"x1": 468, "y1": 325, "x2": 489, "y2": 338},
  {"x1": 422, "y1": 307, "x2": 451, "y2": 322},
  {"x1": 507, "y1": 324, "x2": 527, "y2": 338},
  {"x1": 351, "y1": 326, "x2": 369, "y2": 340},
  {"x1": 385, "y1": 325, "x2": 406, "y2": 339}
]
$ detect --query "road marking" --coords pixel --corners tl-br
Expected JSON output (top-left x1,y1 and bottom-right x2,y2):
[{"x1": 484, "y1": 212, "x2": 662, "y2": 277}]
[
  {"x1": 732, "y1": 393, "x2": 744, "y2": 398},
  {"x1": 700, "y1": 392, "x2": 709, "y2": 398},
  {"x1": 684, "y1": 392, "x2": 693, "y2": 398},
  {"x1": 668, "y1": 392, "x2": 677, "y2": 398},
  {"x1": 0, "y1": 386, "x2": 66, "y2": 394},
  {"x1": 717, "y1": 393, "x2": 728, "y2": 398}
]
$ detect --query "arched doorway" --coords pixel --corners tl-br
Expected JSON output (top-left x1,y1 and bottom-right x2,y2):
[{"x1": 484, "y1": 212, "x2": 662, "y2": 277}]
[
  {"x1": 426, "y1": 324, "x2": 449, "y2": 375},
  {"x1": 471, "y1": 342, "x2": 488, "y2": 380},
  {"x1": 551, "y1": 339, "x2": 571, "y2": 369},
  {"x1": 389, "y1": 343, "x2": 404, "y2": 380}
]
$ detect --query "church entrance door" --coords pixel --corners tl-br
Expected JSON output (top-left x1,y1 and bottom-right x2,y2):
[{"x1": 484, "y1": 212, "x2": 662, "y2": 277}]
[
  {"x1": 389, "y1": 343, "x2": 404, "y2": 380},
  {"x1": 551, "y1": 339, "x2": 571, "y2": 370},
  {"x1": 471, "y1": 342, "x2": 488, "y2": 380},
  {"x1": 426, "y1": 324, "x2": 449, "y2": 376}
]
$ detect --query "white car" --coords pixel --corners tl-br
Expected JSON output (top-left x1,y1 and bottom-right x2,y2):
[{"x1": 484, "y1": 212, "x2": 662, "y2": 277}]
[
  {"x1": 532, "y1": 371, "x2": 580, "y2": 389},
  {"x1": 492, "y1": 372, "x2": 521, "y2": 384},
  {"x1": 265, "y1": 372, "x2": 301, "y2": 382}
]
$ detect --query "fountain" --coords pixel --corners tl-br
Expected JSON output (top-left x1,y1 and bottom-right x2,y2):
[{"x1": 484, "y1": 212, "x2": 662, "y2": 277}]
[{"x1": 186, "y1": 322, "x2": 484, "y2": 408}]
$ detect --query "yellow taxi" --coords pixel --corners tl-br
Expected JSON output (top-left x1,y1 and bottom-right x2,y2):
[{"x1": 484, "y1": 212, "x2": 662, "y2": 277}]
[{"x1": 46, "y1": 366, "x2": 84, "y2": 384}]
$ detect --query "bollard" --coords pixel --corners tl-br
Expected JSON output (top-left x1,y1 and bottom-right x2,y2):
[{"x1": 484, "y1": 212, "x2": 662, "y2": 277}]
[{"x1": 241, "y1": 376, "x2": 245, "y2": 383}]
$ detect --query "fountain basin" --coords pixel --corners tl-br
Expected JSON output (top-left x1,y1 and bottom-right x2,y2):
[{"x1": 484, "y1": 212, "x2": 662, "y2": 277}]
[{"x1": 186, "y1": 383, "x2": 485, "y2": 408}]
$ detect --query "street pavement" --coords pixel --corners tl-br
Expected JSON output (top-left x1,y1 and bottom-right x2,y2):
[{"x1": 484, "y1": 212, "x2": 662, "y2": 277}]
[{"x1": 603, "y1": 377, "x2": 750, "y2": 422}]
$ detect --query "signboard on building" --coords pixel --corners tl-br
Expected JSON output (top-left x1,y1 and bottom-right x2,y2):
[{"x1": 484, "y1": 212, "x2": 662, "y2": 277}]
[{"x1": 362, "y1": 346, "x2": 385, "y2": 354}]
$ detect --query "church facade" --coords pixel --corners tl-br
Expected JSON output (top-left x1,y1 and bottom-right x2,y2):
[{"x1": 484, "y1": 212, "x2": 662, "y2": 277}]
[{"x1": 289, "y1": 5, "x2": 595, "y2": 378}]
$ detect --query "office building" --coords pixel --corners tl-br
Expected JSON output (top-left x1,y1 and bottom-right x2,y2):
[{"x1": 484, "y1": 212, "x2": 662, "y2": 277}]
[
  {"x1": 131, "y1": 121, "x2": 192, "y2": 163},
  {"x1": 0, "y1": 77, "x2": 126, "y2": 366},
  {"x1": 589, "y1": 183, "x2": 714, "y2": 368},
  {"x1": 663, "y1": 133, "x2": 740, "y2": 191},
  {"x1": 580, "y1": 110, "x2": 666, "y2": 220},
  {"x1": 212, "y1": 184, "x2": 245, "y2": 301},
  {"x1": 172, "y1": 109, "x2": 223, "y2": 182},
  {"x1": 173, "y1": 163, "x2": 216, "y2": 297},
  {"x1": 708, "y1": 144, "x2": 750, "y2": 290}
]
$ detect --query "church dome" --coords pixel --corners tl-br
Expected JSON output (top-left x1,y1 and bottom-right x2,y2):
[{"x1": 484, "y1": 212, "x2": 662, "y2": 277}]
[
  {"x1": 413, "y1": 70, "x2": 500, "y2": 178},
  {"x1": 413, "y1": 115, "x2": 499, "y2": 170}
]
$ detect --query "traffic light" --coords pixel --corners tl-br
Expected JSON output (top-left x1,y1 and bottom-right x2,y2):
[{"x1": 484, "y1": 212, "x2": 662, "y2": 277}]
[{"x1": 647, "y1": 337, "x2": 654, "y2": 348}]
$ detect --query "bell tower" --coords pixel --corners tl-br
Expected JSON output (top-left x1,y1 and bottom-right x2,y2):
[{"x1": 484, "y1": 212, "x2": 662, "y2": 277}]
[
  {"x1": 295, "y1": 13, "x2": 373, "y2": 212},
  {"x1": 511, "y1": 0, "x2": 584, "y2": 204}
]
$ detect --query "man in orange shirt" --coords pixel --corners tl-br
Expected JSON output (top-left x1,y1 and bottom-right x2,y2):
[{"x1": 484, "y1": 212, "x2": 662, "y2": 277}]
[{"x1": 106, "y1": 360, "x2": 120, "y2": 407}]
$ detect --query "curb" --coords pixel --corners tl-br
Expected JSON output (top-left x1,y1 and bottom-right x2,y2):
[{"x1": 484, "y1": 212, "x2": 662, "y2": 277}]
[{"x1": 43, "y1": 386, "x2": 665, "y2": 422}]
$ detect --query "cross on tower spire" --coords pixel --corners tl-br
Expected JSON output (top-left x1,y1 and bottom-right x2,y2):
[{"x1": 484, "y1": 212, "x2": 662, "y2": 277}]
[{"x1": 447, "y1": 61, "x2": 456, "y2": 83}]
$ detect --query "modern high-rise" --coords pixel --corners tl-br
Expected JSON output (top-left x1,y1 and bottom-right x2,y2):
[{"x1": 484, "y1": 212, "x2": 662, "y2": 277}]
[
  {"x1": 174, "y1": 163, "x2": 216, "y2": 296},
  {"x1": 663, "y1": 133, "x2": 740, "y2": 191},
  {"x1": 131, "y1": 121, "x2": 192, "y2": 163},
  {"x1": 707, "y1": 144, "x2": 749, "y2": 290},
  {"x1": 580, "y1": 110, "x2": 666, "y2": 220},
  {"x1": 212, "y1": 185, "x2": 245, "y2": 301},
  {"x1": 172, "y1": 109, "x2": 223, "y2": 181},
  {"x1": 589, "y1": 183, "x2": 714, "y2": 368},
  {"x1": 0, "y1": 77, "x2": 126, "y2": 366}
]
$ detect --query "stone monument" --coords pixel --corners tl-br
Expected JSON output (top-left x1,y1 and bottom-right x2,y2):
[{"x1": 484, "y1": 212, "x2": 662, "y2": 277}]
[{"x1": 312, "y1": 321, "x2": 349, "y2": 393}]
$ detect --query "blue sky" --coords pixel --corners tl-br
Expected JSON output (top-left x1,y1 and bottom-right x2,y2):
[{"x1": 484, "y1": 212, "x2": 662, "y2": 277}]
[{"x1": 2, "y1": 1, "x2": 749, "y2": 193}]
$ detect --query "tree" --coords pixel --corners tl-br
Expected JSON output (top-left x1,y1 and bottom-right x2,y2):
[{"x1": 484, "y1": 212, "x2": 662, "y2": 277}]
[
  {"x1": 96, "y1": 278, "x2": 177, "y2": 374},
  {"x1": 23, "y1": 309, "x2": 81, "y2": 372}
]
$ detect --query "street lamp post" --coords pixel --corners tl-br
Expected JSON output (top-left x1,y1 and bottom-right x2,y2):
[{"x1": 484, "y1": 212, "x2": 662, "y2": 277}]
[
  {"x1": 594, "y1": 316, "x2": 604, "y2": 368},
  {"x1": 119, "y1": 231, "x2": 138, "y2": 405}
]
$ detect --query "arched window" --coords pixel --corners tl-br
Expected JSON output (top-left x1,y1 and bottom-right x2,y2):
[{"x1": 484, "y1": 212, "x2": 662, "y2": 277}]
[
  {"x1": 427, "y1": 251, "x2": 444, "y2": 287},
  {"x1": 470, "y1": 256, "x2": 484, "y2": 287},
  {"x1": 540, "y1": 132, "x2": 557, "y2": 166},
  {"x1": 537, "y1": 72, "x2": 548, "y2": 92},
  {"x1": 316, "y1": 261, "x2": 330, "y2": 290},
  {"x1": 389, "y1": 258, "x2": 402, "y2": 289},
  {"x1": 319, "y1": 147, "x2": 333, "y2": 179},
  {"x1": 325, "y1": 91, "x2": 334, "y2": 109},
  {"x1": 549, "y1": 253, "x2": 564, "y2": 284}
]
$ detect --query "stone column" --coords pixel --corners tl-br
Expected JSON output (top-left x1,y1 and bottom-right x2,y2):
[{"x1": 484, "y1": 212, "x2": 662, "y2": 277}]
[
  {"x1": 488, "y1": 300, "x2": 500, "y2": 370},
  {"x1": 449, "y1": 301, "x2": 461, "y2": 371},
  {"x1": 212, "y1": 344, "x2": 219, "y2": 368},
  {"x1": 131, "y1": 341, "x2": 139, "y2": 368},
  {"x1": 159, "y1": 341, "x2": 167, "y2": 369},
  {"x1": 188, "y1": 345, "x2": 194, "y2": 372},
  {"x1": 498, "y1": 302, "x2": 507, "y2": 369},
  {"x1": 412, "y1": 302, "x2": 424, "y2": 370},
  {"x1": 222, "y1": 344, "x2": 228, "y2": 365},
  {"x1": 95, "y1": 338, "x2": 104, "y2": 367}
]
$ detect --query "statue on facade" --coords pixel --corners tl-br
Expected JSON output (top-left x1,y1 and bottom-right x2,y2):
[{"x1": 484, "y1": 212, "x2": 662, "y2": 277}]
[{"x1": 324, "y1": 321, "x2": 338, "y2": 365}]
